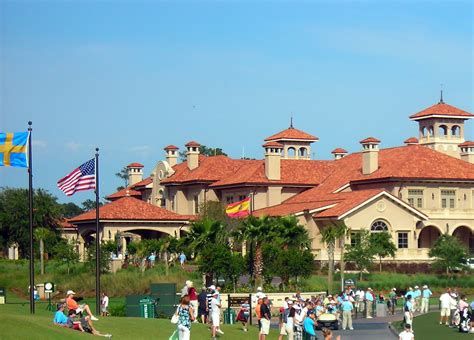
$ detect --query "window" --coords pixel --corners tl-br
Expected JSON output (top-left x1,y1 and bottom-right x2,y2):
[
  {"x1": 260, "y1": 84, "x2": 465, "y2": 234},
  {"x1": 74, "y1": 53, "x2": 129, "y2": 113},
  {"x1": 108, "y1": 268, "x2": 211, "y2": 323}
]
[
  {"x1": 441, "y1": 190, "x2": 456, "y2": 209},
  {"x1": 238, "y1": 195, "x2": 246, "y2": 202},
  {"x1": 170, "y1": 195, "x2": 175, "y2": 210},
  {"x1": 371, "y1": 220, "x2": 388, "y2": 233},
  {"x1": 397, "y1": 232, "x2": 408, "y2": 249},
  {"x1": 407, "y1": 189, "x2": 424, "y2": 209},
  {"x1": 193, "y1": 195, "x2": 199, "y2": 214},
  {"x1": 226, "y1": 196, "x2": 234, "y2": 204},
  {"x1": 350, "y1": 232, "x2": 361, "y2": 246}
]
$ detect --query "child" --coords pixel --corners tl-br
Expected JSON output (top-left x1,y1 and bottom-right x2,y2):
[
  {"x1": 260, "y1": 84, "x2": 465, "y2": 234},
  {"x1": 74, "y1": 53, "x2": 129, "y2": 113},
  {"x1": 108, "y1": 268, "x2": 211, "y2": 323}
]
[
  {"x1": 67, "y1": 310, "x2": 113, "y2": 338},
  {"x1": 101, "y1": 292, "x2": 109, "y2": 317}
]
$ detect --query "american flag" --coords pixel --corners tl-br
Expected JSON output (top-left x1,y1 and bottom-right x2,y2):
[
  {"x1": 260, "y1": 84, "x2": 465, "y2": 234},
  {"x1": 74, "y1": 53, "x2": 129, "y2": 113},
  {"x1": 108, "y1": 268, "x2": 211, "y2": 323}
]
[{"x1": 57, "y1": 158, "x2": 96, "y2": 196}]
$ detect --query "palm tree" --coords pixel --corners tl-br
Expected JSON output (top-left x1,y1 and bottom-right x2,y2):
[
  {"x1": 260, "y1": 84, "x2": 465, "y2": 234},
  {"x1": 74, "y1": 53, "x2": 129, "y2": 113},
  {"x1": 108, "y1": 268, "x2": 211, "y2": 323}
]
[
  {"x1": 34, "y1": 227, "x2": 51, "y2": 275},
  {"x1": 274, "y1": 215, "x2": 311, "y2": 250},
  {"x1": 237, "y1": 216, "x2": 275, "y2": 287},
  {"x1": 320, "y1": 222, "x2": 348, "y2": 294},
  {"x1": 182, "y1": 218, "x2": 227, "y2": 255}
]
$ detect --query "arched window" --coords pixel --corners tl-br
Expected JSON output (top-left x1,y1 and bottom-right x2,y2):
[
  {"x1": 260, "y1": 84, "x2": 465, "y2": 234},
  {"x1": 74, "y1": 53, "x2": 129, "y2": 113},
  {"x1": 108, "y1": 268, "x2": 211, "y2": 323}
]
[
  {"x1": 371, "y1": 220, "x2": 388, "y2": 233},
  {"x1": 299, "y1": 147, "x2": 307, "y2": 157},
  {"x1": 451, "y1": 125, "x2": 460, "y2": 137},
  {"x1": 428, "y1": 126, "x2": 434, "y2": 137},
  {"x1": 421, "y1": 127, "x2": 426, "y2": 137},
  {"x1": 438, "y1": 125, "x2": 448, "y2": 137},
  {"x1": 287, "y1": 147, "x2": 296, "y2": 158}
]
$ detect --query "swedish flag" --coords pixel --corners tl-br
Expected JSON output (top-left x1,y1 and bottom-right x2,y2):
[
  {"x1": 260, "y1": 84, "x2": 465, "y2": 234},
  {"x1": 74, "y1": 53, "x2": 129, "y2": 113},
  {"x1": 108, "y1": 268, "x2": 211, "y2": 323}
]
[{"x1": 0, "y1": 132, "x2": 29, "y2": 167}]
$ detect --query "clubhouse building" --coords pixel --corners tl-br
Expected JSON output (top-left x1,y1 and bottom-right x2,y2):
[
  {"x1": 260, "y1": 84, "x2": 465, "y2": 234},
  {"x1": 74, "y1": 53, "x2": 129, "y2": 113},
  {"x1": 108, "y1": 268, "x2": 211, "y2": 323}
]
[{"x1": 67, "y1": 99, "x2": 474, "y2": 263}]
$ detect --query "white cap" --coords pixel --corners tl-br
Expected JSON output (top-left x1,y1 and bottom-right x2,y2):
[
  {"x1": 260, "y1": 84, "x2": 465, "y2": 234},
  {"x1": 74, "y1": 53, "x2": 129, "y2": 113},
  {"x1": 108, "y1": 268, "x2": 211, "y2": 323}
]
[
  {"x1": 392, "y1": 288, "x2": 396, "y2": 291},
  {"x1": 287, "y1": 300, "x2": 293, "y2": 305},
  {"x1": 423, "y1": 285, "x2": 428, "y2": 289},
  {"x1": 368, "y1": 288, "x2": 372, "y2": 291},
  {"x1": 257, "y1": 286, "x2": 263, "y2": 291},
  {"x1": 414, "y1": 286, "x2": 419, "y2": 289},
  {"x1": 66, "y1": 290, "x2": 76, "y2": 295},
  {"x1": 208, "y1": 285, "x2": 216, "y2": 290}
]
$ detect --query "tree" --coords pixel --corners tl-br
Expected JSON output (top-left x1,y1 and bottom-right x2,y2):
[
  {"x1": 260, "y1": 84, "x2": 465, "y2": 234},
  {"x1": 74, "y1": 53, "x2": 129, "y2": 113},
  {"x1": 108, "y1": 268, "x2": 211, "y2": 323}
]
[
  {"x1": 370, "y1": 231, "x2": 397, "y2": 272},
  {"x1": 115, "y1": 166, "x2": 129, "y2": 189},
  {"x1": 86, "y1": 243, "x2": 113, "y2": 274},
  {"x1": 180, "y1": 218, "x2": 228, "y2": 256},
  {"x1": 52, "y1": 239, "x2": 79, "y2": 274},
  {"x1": 429, "y1": 234, "x2": 468, "y2": 275},
  {"x1": 81, "y1": 199, "x2": 103, "y2": 211},
  {"x1": 0, "y1": 187, "x2": 63, "y2": 257},
  {"x1": 345, "y1": 230, "x2": 374, "y2": 280},
  {"x1": 61, "y1": 202, "x2": 84, "y2": 218},
  {"x1": 179, "y1": 145, "x2": 227, "y2": 161},
  {"x1": 320, "y1": 222, "x2": 348, "y2": 293},
  {"x1": 34, "y1": 227, "x2": 52, "y2": 275}
]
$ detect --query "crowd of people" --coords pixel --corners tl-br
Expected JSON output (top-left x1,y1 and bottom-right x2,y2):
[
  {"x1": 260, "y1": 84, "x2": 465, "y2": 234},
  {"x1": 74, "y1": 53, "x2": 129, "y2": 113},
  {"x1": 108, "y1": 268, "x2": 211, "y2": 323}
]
[{"x1": 52, "y1": 290, "x2": 112, "y2": 338}]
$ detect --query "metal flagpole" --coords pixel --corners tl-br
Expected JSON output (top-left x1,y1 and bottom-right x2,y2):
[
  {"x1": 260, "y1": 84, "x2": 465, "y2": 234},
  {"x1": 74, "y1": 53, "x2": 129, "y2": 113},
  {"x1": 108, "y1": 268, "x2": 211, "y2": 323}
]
[
  {"x1": 95, "y1": 147, "x2": 101, "y2": 315},
  {"x1": 28, "y1": 121, "x2": 35, "y2": 314}
]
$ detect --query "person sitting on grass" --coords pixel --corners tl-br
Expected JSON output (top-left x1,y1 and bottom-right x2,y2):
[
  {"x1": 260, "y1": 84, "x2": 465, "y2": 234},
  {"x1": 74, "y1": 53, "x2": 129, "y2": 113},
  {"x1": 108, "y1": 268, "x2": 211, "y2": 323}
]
[
  {"x1": 53, "y1": 303, "x2": 68, "y2": 327},
  {"x1": 66, "y1": 290, "x2": 99, "y2": 321},
  {"x1": 67, "y1": 309, "x2": 112, "y2": 338}
]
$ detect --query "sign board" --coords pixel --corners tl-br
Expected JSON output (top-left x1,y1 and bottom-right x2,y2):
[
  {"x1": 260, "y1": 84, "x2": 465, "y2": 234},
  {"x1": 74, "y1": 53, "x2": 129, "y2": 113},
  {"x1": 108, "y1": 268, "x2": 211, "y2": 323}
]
[
  {"x1": 0, "y1": 287, "x2": 5, "y2": 304},
  {"x1": 228, "y1": 295, "x2": 250, "y2": 308},
  {"x1": 344, "y1": 279, "x2": 355, "y2": 287},
  {"x1": 44, "y1": 282, "x2": 54, "y2": 293}
]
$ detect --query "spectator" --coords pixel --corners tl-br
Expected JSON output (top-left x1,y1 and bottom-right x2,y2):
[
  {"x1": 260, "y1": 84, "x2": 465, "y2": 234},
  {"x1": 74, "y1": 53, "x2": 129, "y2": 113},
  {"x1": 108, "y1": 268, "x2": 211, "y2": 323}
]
[
  {"x1": 341, "y1": 296, "x2": 354, "y2": 330},
  {"x1": 66, "y1": 290, "x2": 98, "y2": 321},
  {"x1": 67, "y1": 309, "x2": 112, "y2": 337},
  {"x1": 413, "y1": 286, "x2": 421, "y2": 312},
  {"x1": 322, "y1": 328, "x2": 341, "y2": 340},
  {"x1": 101, "y1": 292, "x2": 109, "y2": 317},
  {"x1": 206, "y1": 285, "x2": 216, "y2": 325},
  {"x1": 53, "y1": 303, "x2": 68, "y2": 327},
  {"x1": 180, "y1": 281, "x2": 190, "y2": 298},
  {"x1": 293, "y1": 304, "x2": 304, "y2": 340},
  {"x1": 420, "y1": 285, "x2": 432, "y2": 314},
  {"x1": 439, "y1": 289, "x2": 452, "y2": 326},
  {"x1": 388, "y1": 288, "x2": 397, "y2": 315},
  {"x1": 175, "y1": 295, "x2": 195, "y2": 340},
  {"x1": 210, "y1": 291, "x2": 223, "y2": 338},
  {"x1": 236, "y1": 299, "x2": 250, "y2": 332},
  {"x1": 398, "y1": 323, "x2": 414, "y2": 340},
  {"x1": 365, "y1": 288, "x2": 374, "y2": 318},
  {"x1": 303, "y1": 311, "x2": 317, "y2": 340},
  {"x1": 260, "y1": 297, "x2": 272, "y2": 340},
  {"x1": 404, "y1": 296, "x2": 414, "y2": 327},
  {"x1": 449, "y1": 290, "x2": 459, "y2": 327},
  {"x1": 179, "y1": 252, "x2": 187, "y2": 268},
  {"x1": 285, "y1": 301, "x2": 295, "y2": 340},
  {"x1": 187, "y1": 282, "x2": 198, "y2": 322},
  {"x1": 255, "y1": 298, "x2": 263, "y2": 332},
  {"x1": 197, "y1": 287, "x2": 208, "y2": 324},
  {"x1": 148, "y1": 252, "x2": 156, "y2": 268}
]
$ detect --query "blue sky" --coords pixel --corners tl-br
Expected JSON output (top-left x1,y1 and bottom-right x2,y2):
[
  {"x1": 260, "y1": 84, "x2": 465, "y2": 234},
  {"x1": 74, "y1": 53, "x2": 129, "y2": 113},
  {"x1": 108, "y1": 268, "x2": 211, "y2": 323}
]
[{"x1": 0, "y1": 1, "x2": 472, "y2": 204}]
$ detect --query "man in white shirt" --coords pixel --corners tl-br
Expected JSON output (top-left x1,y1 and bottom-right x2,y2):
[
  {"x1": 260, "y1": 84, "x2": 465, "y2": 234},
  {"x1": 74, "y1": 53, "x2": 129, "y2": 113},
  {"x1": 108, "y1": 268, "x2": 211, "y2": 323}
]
[
  {"x1": 439, "y1": 289, "x2": 452, "y2": 325},
  {"x1": 356, "y1": 289, "x2": 365, "y2": 313},
  {"x1": 210, "y1": 291, "x2": 223, "y2": 337},
  {"x1": 399, "y1": 323, "x2": 415, "y2": 340}
]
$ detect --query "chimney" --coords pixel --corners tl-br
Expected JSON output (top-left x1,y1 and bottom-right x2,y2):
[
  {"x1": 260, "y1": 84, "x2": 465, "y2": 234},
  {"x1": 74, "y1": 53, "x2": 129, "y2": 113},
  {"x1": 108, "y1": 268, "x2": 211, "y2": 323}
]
[
  {"x1": 331, "y1": 148, "x2": 348, "y2": 160},
  {"x1": 404, "y1": 137, "x2": 418, "y2": 146},
  {"x1": 185, "y1": 141, "x2": 200, "y2": 170},
  {"x1": 263, "y1": 141, "x2": 283, "y2": 180},
  {"x1": 127, "y1": 163, "x2": 144, "y2": 186},
  {"x1": 360, "y1": 137, "x2": 380, "y2": 175},
  {"x1": 459, "y1": 141, "x2": 474, "y2": 164},
  {"x1": 164, "y1": 145, "x2": 179, "y2": 167}
]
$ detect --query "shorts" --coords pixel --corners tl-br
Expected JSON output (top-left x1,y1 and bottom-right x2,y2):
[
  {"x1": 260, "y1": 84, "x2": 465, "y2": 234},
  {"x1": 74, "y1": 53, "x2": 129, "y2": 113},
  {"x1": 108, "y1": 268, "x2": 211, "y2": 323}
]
[
  {"x1": 198, "y1": 308, "x2": 207, "y2": 317},
  {"x1": 212, "y1": 313, "x2": 220, "y2": 327},
  {"x1": 404, "y1": 312, "x2": 412, "y2": 325},
  {"x1": 101, "y1": 306, "x2": 107, "y2": 313},
  {"x1": 260, "y1": 318, "x2": 270, "y2": 335},
  {"x1": 279, "y1": 323, "x2": 287, "y2": 335},
  {"x1": 440, "y1": 308, "x2": 450, "y2": 317},
  {"x1": 72, "y1": 323, "x2": 81, "y2": 330}
]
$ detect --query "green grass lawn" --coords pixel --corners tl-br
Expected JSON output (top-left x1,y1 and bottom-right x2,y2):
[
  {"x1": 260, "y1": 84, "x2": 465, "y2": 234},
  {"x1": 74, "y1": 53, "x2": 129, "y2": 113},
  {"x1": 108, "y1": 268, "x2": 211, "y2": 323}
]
[
  {"x1": 393, "y1": 312, "x2": 472, "y2": 340},
  {"x1": 0, "y1": 302, "x2": 260, "y2": 340}
]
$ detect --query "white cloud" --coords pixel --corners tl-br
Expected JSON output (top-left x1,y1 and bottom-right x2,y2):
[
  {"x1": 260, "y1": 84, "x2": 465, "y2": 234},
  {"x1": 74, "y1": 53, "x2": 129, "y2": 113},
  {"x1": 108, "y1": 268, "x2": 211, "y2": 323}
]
[
  {"x1": 66, "y1": 141, "x2": 81, "y2": 152},
  {"x1": 32, "y1": 139, "x2": 47, "y2": 148}
]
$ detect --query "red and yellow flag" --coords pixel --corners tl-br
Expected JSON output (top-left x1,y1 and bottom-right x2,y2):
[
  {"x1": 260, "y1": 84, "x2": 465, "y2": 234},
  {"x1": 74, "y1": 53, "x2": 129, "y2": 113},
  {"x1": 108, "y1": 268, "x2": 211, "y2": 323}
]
[{"x1": 226, "y1": 197, "x2": 250, "y2": 218}]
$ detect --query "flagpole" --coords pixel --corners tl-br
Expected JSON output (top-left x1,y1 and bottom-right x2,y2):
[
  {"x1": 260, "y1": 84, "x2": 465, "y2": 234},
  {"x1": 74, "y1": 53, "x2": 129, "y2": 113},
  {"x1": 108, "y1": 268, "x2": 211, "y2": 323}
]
[
  {"x1": 28, "y1": 121, "x2": 35, "y2": 314},
  {"x1": 95, "y1": 147, "x2": 100, "y2": 315}
]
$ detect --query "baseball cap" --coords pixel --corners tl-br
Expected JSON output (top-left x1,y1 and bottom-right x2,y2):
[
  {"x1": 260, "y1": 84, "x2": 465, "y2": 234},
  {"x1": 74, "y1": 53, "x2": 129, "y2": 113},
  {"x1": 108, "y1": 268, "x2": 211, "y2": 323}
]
[
  {"x1": 66, "y1": 290, "x2": 76, "y2": 295},
  {"x1": 208, "y1": 285, "x2": 216, "y2": 290},
  {"x1": 287, "y1": 300, "x2": 293, "y2": 305},
  {"x1": 422, "y1": 285, "x2": 428, "y2": 289},
  {"x1": 257, "y1": 286, "x2": 263, "y2": 291},
  {"x1": 414, "y1": 286, "x2": 419, "y2": 289}
]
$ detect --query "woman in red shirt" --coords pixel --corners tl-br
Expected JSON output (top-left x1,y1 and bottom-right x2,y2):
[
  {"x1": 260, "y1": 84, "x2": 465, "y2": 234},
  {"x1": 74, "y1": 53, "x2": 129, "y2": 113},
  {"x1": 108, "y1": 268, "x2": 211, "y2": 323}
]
[{"x1": 188, "y1": 281, "x2": 198, "y2": 322}]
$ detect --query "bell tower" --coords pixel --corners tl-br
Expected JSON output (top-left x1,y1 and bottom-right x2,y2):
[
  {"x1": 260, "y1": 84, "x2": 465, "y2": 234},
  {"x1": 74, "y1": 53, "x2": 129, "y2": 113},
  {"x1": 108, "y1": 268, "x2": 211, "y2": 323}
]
[{"x1": 409, "y1": 93, "x2": 473, "y2": 158}]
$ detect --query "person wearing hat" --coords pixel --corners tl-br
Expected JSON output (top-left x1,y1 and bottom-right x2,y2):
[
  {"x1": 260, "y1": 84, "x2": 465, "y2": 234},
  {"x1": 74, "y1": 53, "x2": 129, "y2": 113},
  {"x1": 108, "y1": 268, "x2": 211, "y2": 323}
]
[
  {"x1": 420, "y1": 285, "x2": 432, "y2": 314},
  {"x1": 186, "y1": 281, "x2": 198, "y2": 322},
  {"x1": 365, "y1": 288, "x2": 374, "y2": 318},
  {"x1": 303, "y1": 310, "x2": 317, "y2": 340},
  {"x1": 181, "y1": 280, "x2": 191, "y2": 298},
  {"x1": 260, "y1": 297, "x2": 272, "y2": 340},
  {"x1": 65, "y1": 290, "x2": 98, "y2": 321},
  {"x1": 403, "y1": 295, "x2": 414, "y2": 328},
  {"x1": 413, "y1": 286, "x2": 421, "y2": 312},
  {"x1": 53, "y1": 303, "x2": 68, "y2": 327},
  {"x1": 388, "y1": 288, "x2": 397, "y2": 315},
  {"x1": 210, "y1": 291, "x2": 223, "y2": 338}
]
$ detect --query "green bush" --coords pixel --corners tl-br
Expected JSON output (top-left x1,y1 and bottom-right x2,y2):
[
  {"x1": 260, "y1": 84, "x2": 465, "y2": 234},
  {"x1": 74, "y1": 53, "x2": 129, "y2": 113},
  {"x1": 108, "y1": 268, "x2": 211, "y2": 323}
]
[{"x1": 108, "y1": 302, "x2": 126, "y2": 317}]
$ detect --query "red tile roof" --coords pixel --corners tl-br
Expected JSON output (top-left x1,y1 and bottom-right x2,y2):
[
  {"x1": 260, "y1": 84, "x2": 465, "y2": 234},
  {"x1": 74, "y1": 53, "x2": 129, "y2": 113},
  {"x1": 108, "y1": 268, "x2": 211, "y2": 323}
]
[
  {"x1": 331, "y1": 148, "x2": 348, "y2": 154},
  {"x1": 409, "y1": 102, "x2": 473, "y2": 120},
  {"x1": 69, "y1": 197, "x2": 192, "y2": 223},
  {"x1": 262, "y1": 141, "x2": 284, "y2": 148},
  {"x1": 404, "y1": 137, "x2": 418, "y2": 144},
  {"x1": 59, "y1": 219, "x2": 76, "y2": 229},
  {"x1": 185, "y1": 141, "x2": 201, "y2": 147},
  {"x1": 459, "y1": 141, "x2": 474, "y2": 147},
  {"x1": 106, "y1": 188, "x2": 142, "y2": 200},
  {"x1": 360, "y1": 137, "x2": 381, "y2": 144},
  {"x1": 132, "y1": 177, "x2": 153, "y2": 188},
  {"x1": 253, "y1": 200, "x2": 340, "y2": 217},
  {"x1": 164, "y1": 145, "x2": 179, "y2": 151},
  {"x1": 127, "y1": 162, "x2": 144, "y2": 168},
  {"x1": 265, "y1": 127, "x2": 318, "y2": 142}
]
